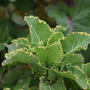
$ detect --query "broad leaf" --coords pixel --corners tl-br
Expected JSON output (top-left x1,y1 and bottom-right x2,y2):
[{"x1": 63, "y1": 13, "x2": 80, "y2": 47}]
[
  {"x1": 61, "y1": 54, "x2": 84, "y2": 70},
  {"x1": 11, "y1": 50, "x2": 46, "y2": 74},
  {"x1": 46, "y1": 1, "x2": 90, "y2": 34},
  {"x1": 61, "y1": 32, "x2": 90, "y2": 57},
  {"x1": 35, "y1": 42, "x2": 63, "y2": 64},
  {"x1": 46, "y1": 2, "x2": 71, "y2": 35},
  {"x1": 49, "y1": 65, "x2": 88, "y2": 89},
  {"x1": 24, "y1": 16, "x2": 52, "y2": 47},
  {"x1": 39, "y1": 77, "x2": 66, "y2": 90}
]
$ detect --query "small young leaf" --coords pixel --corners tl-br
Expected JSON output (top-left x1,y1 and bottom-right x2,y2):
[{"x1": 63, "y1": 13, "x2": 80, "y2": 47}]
[
  {"x1": 12, "y1": 38, "x2": 28, "y2": 45},
  {"x1": 5, "y1": 44, "x2": 26, "y2": 53},
  {"x1": 47, "y1": 32, "x2": 64, "y2": 45},
  {"x1": 24, "y1": 16, "x2": 52, "y2": 47},
  {"x1": 52, "y1": 25, "x2": 66, "y2": 33}
]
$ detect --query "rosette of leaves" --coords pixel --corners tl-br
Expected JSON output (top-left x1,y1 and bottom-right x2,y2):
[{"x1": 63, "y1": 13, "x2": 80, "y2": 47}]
[
  {"x1": 2, "y1": 15, "x2": 90, "y2": 90},
  {"x1": 46, "y1": 0, "x2": 90, "y2": 35}
]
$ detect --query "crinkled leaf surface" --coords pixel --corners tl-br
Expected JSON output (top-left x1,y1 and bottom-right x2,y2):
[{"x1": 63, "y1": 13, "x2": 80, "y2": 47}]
[
  {"x1": 46, "y1": 0, "x2": 90, "y2": 34},
  {"x1": 61, "y1": 32, "x2": 90, "y2": 57},
  {"x1": 39, "y1": 77, "x2": 66, "y2": 90},
  {"x1": 61, "y1": 54, "x2": 84, "y2": 70},
  {"x1": 24, "y1": 16, "x2": 52, "y2": 47},
  {"x1": 49, "y1": 65, "x2": 88, "y2": 89},
  {"x1": 47, "y1": 32, "x2": 64, "y2": 45},
  {"x1": 35, "y1": 42, "x2": 63, "y2": 64}
]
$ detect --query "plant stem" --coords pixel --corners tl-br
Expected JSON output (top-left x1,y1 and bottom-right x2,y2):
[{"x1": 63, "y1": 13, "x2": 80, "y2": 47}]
[{"x1": 68, "y1": 16, "x2": 73, "y2": 32}]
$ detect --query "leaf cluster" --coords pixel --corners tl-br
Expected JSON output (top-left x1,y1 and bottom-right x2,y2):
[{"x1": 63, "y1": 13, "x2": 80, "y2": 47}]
[{"x1": 1, "y1": 16, "x2": 90, "y2": 90}]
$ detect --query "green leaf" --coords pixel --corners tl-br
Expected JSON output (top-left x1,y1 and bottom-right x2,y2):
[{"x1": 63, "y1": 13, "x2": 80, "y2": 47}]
[
  {"x1": 5, "y1": 48, "x2": 30, "y2": 59},
  {"x1": 47, "y1": 32, "x2": 64, "y2": 45},
  {"x1": 0, "y1": 43, "x2": 6, "y2": 51},
  {"x1": 39, "y1": 77, "x2": 66, "y2": 90},
  {"x1": 12, "y1": 13, "x2": 27, "y2": 26},
  {"x1": 2, "y1": 67, "x2": 31, "y2": 87},
  {"x1": 49, "y1": 65, "x2": 88, "y2": 89},
  {"x1": 11, "y1": 50, "x2": 46, "y2": 74},
  {"x1": 61, "y1": 54, "x2": 84, "y2": 70},
  {"x1": 61, "y1": 32, "x2": 90, "y2": 57},
  {"x1": 46, "y1": 2, "x2": 71, "y2": 35},
  {"x1": 21, "y1": 84, "x2": 28, "y2": 90},
  {"x1": 3, "y1": 88, "x2": 10, "y2": 90},
  {"x1": 87, "y1": 78, "x2": 90, "y2": 90},
  {"x1": 35, "y1": 42, "x2": 63, "y2": 64},
  {"x1": 24, "y1": 16, "x2": 52, "y2": 47},
  {"x1": 13, "y1": 78, "x2": 30, "y2": 90},
  {"x1": 5, "y1": 44, "x2": 26, "y2": 53},
  {"x1": 52, "y1": 25, "x2": 66, "y2": 33},
  {"x1": 81, "y1": 63, "x2": 90, "y2": 78},
  {"x1": 12, "y1": 38, "x2": 28, "y2": 46},
  {"x1": 2, "y1": 59, "x2": 25, "y2": 66},
  {"x1": 46, "y1": 1, "x2": 90, "y2": 34},
  {"x1": 29, "y1": 86, "x2": 39, "y2": 90}
]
